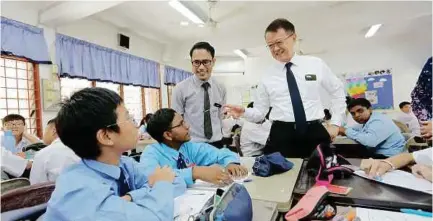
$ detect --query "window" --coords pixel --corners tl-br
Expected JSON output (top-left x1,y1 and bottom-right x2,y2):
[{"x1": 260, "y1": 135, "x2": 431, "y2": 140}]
[
  {"x1": 60, "y1": 78, "x2": 92, "y2": 100},
  {"x1": 144, "y1": 88, "x2": 161, "y2": 114},
  {"x1": 123, "y1": 85, "x2": 143, "y2": 124},
  {"x1": 95, "y1": 81, "x2": 120, "y2": 94},
  {"x1": 167, "y1": 84, "x2": 175, "y2": 108},
  {"x1": 0, "y1": 56, "x2": 42, "y2": 137}
]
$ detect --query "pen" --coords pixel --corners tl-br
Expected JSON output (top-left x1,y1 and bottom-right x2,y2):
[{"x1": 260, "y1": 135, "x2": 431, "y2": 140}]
[{"x1": 400, "y1": 209, "x2": 433, "y2": 217}]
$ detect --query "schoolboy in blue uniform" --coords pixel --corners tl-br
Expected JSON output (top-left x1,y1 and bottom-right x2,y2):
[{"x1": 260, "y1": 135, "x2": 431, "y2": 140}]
[
  {"x1": 140, "y1": 108, "x2": 248, "y2": 186},
  {"x1": 44, "y1": 88, "x2": 186, "y2": 221}
]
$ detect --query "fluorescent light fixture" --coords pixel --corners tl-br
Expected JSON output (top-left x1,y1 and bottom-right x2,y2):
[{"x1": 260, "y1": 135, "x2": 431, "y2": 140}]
[
  {"x1": 233, "y1": 49, "x2": 247, "y2": 59},
  {"x1": 365, "y1": 24, "x2": 382, "y2": 38},
  {"x1": 180, "y1": 21, "x2": 189, "y2": 26},
  {"x1": 168, "y1": 0, "x2": 204, "y2": 24}
]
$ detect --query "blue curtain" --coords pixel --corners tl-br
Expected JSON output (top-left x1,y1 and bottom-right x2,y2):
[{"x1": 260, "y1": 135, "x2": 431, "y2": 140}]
[
  {"x1": 164, "y1": 66, "x2": 193, "y2": 85},
  {"x1": 1, "y1": 17, "x2": 51, "y2": 64},
  {"x1": 56, "y1": 34, "x2": 160, "y2": 88}
]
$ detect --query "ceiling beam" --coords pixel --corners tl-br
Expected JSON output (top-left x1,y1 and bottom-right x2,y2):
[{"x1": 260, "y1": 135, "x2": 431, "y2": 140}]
[{"x1": 39, "y1": 1, "x2": 124, "y2": 27}]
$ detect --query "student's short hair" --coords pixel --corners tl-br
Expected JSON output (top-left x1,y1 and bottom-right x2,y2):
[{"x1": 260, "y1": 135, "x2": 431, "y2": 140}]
[
  {"x1": 347, "y1": 98, "x2": 372, "y2": 110},
  {"x1": 265, "y1": 18, "x2": 295, "y2": 34},
  {"x1": 2, "y1": 114, "x2": 25, "y2": 125},
  {"x1": 247, "y1": 102, "x2": 254, "y2": 108},
  {"x1": 47, "y1": 118, "x2": 56, "y2": 125},
  {"x1": 139, "y1": 113, "x2": 154, "y2": 127},
  {"x1": 189, "y1": 42, "x2": 215, "y2": 58},
  {"x1": 55, "y1": 87, "x2": 123, "y2": 159},
  {"x1": 399, "y1": 101, "x2": 411, "y2": 109},
  {"x1": 146, "y1": 108, "x2": 176, "y2": 143}
]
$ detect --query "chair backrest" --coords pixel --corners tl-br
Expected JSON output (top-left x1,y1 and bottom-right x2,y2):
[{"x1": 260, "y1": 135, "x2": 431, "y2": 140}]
[
  {"x1": 393, "y1": 120, "x2": 411, "y2": 133},
  {"x1": 1, "y1": 178, "x2": 30, "y2": 194},
  {"x1": 1, "y1": 182, "x2": 55, "y2": 213}
]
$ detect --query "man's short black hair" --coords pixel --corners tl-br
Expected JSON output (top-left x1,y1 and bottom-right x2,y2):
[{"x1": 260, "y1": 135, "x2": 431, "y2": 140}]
[
  {"x1": 399, "y1": 101, "x2": 411, "y2": 109},
  {"x1": 2, "y1": 114, "x2": 25, "y2": 125},
  {"x1": 139, "y1": 113, "x2": 154, "y2": 127},
  {"x1": 55, "y1": 87, "x2": 123, "y2": 159},
  {"x1": 265, "y1": 18, "x2": 295, "y2": 34},
  {"x1": 189, "y1": 42, "x2": 215, "y2": 58},
  {"x1": 47, "y1": 118, "x2": 56, "y2": 125},
  {"x1": 247, "y1": 102, "x2": 254, "y2": 108},
  {"x1": 146, "y1": 108, "x2": 176, "y2": 143},
  {"x1": 347, "y1": 98, "x2": 372, "y2": 110}
]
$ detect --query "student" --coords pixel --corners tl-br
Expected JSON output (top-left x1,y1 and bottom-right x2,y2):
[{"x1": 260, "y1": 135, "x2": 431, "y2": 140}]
[
  {"x1": 240, "y1": 102, "x2": 272, "y2": 157},
  {"x1": 171, "y1": 42, "x2": 227, "y2": 148},
  {"x1": 1, "y1": 114, "x2": 40, "y2": 153},
  {"x1": 396, "y1": 101, "x2": 421, "y2": 136},
  {"x1": 338, "y1": 98, "x2": 405, "y2": 158},
  {"x1": 44, "y1": 88, "x2": 186, "y2": 221},
  {"x1": 29, "y1": 118, "x2": 80, "y2": 184},
  {"x1": 140, "y1": 108, "x2": 248, "y2": 187},
  {"x1": 361, "y1": 148, "x2": 432, "y2": 182},
  {"x1": 139, "y1": 113, "x2": 154, "y2": 134}
]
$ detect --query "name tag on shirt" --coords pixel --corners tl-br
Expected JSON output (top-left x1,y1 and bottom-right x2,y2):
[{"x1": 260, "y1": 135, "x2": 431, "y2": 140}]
[{"x1": 305, "y1": 74, "x2": 317, "y2": 81}]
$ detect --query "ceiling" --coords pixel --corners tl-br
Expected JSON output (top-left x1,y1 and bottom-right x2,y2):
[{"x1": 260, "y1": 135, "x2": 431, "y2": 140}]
[{"x1": 3, "y1": 1, "x2": 432, "y2": 59}]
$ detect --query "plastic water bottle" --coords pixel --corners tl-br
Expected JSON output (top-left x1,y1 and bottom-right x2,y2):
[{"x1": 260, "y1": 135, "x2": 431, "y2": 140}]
[{"x1": 3, "y1": 130, "x2": 17, "y2": 153}]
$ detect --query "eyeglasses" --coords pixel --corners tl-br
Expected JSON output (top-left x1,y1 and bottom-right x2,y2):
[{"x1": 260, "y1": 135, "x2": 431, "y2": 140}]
[
  {"x1": 4, "y1": 122, "x2": 24, "y2": 127},
  {"x1": 191, "y1": 59, "x2": 212, "y2": 67},
  {"x1": 168, "y1": 120, "x2": 188, "y2": 130},
  {"x1": 266, "y1": 33, "x2": 294, "y2": 49},
  {"x1": 106, "y1": 114, "x2": 137, "y2": 128}
]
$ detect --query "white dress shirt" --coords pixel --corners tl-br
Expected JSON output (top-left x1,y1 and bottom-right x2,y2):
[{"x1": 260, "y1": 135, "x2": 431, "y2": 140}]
[
  {"x1": 395, "y1": 112, "x2": 421, "y2": 136},
  {"x1": 1, "y1": 147, "x2": 28, "y2": 178},
  {"x1": 412, "y1": 147, "x2": 432, "y2": 166},
  {"x1": 244, "y1": 54, "x2": 346, "y2": 126},
  {"x1": 240, "y1": 120, "x2": 272, "y2": 157},
  {"x1": 30, "y1": 138, "x2": 80, "y2": 184}
]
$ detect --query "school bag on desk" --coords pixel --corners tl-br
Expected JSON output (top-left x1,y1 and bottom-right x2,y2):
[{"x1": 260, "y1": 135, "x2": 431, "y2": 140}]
[{"x1": 193, "y1": 183, "x2": 253, "y2": 221}]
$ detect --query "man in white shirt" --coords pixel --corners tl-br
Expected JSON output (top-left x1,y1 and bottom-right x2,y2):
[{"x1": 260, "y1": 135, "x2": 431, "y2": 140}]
[
  {"x1": 225, "y1": 18, "x2": 346, "y2": 158},
  {"x1": 240, "y1": 102, "x2": 272, "y2": 157},
  {"x1": 1, "y1": 147, "x2": 32, "y2": 180},
  {"x1": 29, "y1": 118, "x2": 80, "y2": 184},
  {"x1": 395, "y1": 101, "x2": 421, "y2": 136}
]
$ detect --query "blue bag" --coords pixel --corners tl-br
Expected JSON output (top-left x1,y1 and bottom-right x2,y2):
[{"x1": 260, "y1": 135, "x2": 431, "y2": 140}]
[
  {"x1": 210, "y1": 183, "x2": 253, "y2": 221},
  {"x1": 252, "y1": 152, "x2": 294, "y2": 177}
]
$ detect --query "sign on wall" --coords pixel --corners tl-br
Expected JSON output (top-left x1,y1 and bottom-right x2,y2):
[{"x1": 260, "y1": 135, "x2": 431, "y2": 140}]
[{"x1": 42, "y1": 71, "x2": 61, "y2": 111}]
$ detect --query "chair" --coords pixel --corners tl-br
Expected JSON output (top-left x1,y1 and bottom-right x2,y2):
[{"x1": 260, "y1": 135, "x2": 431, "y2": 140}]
[
  {"x1": 1, "y1": 182, "x2": 55, "y2": 220},
  {"x1": 1, "y1": 178, "x2": 30, "y2": 194}
]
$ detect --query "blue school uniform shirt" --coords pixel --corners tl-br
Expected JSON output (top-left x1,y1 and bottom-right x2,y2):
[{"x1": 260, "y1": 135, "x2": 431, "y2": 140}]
[
  {"x1": 44, "y1": 156, "x2": 186, "y2": 221},
  {"x1": 140, "y1": 141, "x2": 240, "y2": 186},
  {"x1": 345, "y1": 112, "x2": 405, "y2": 157}
]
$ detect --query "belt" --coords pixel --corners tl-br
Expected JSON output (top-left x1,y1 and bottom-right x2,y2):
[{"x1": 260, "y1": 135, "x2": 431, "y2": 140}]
[{"x1": 273, "y1": 119, "x2": 323, "y2": 125}]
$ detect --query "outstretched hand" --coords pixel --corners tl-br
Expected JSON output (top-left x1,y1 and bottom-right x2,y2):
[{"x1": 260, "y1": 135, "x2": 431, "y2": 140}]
[{"x1": 223, "y1": 104, "x2": 245, "y2": 119}]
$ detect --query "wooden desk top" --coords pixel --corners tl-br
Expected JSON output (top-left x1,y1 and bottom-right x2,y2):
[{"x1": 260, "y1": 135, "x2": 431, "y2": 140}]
[
  {"x1": 293, "y1": 159, "x2": 432, "y2": 211},
  {"x1": 241, "y1": 157, "x2": 303, "y2": 212}
]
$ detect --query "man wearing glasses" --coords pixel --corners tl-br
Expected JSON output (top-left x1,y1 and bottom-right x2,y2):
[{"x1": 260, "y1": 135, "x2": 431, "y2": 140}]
[
  {"x1": 1, "y1": 114, "x2": 40, "y2": 154},
  {"x1": 171, "y1": 42, "x2": 227, "y2": 148},
  {"x1": 225, "y1": 18, "x2": 346, "y2": 158}
]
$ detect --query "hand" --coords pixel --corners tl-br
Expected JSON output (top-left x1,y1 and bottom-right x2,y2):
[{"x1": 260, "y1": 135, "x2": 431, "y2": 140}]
[
  {"x1": 326, "y1": 125, "x2": 339, "y2": 141},
  {"x1": 420, "y1": 121, "x2": 432, "y2": 140},
  {"x1": 360, "y1": 158, "x2": 392, "y2": 178},
  {"x1": 223, "y1": 104, "x2": 245, "y2": 119},
  {"x1": 193, "y1": 165, "x2": 232, "y2": 186},
  {"x1": 226, "y1": 164, "x2": 248, "y2": 178},
  {"x1": 338, "y1": 126, "x2": 346, "y2": 136},
  {"x1": 121, "y1": 194, "x2": 132, "y2": 202},
  {"x1": 16, "y1": 152, "x2": 26, "y2": 159},
  {"x1": 147, "y1": 166, "x2": 175, "y2": 187},
  {"x1": 26, "y1": 160, "x2": 33, "y2": 169},
  {"x1": 411, "y1": 164, "x2": 433, "y2": 182}
]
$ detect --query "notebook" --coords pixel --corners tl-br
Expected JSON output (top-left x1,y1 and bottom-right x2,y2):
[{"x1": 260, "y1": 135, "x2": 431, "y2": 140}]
[{"x1": 174, "y1": 189, "x2": 214, "y2": 221}]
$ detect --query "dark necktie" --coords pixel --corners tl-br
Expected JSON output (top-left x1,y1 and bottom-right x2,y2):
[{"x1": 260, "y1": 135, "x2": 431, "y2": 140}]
[
  {"x1": 285, "y1": 62, "x2": 307, "y2": 134},
  {"x1": 202, "y1": 82, "x2": 213, "y2": 139},
  {"x1": 177, "y1": 152, "x2": 188, "y2": 169},
  {"x1": 118, "y1": 168, "x2": 130, "y2": 196}
]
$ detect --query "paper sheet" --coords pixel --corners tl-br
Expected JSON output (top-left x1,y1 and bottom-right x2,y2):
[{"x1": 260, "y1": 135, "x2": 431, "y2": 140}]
[
  {"x1": 354, "y1": 170, "x2": 432, "y2": 194},
  {"x1": 189, "y1": 172, "x2": 252, "y2": 191},
  {"x1": 174, "y1": 189, "x2": 214, "y2": 221},
  {"x1": 356, "y1": 207, "x2": 431, "y2": 221}
]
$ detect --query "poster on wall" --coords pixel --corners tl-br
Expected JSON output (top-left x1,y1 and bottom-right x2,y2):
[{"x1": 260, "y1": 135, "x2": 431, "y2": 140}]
[
  {"x1": 345, "y1": 69, "x2": 393, "y2": 110},
  {"x1": 42, "y1": 72, "x2": 61, "y2": 111}
]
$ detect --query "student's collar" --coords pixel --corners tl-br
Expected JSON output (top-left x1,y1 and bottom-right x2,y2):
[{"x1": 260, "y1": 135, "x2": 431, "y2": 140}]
[
  {"x1": 193, "y1": 74, "x2": 212, "y2": 87},
  {"x1": 83, "y1": 158, "x2": 124, "y2": 180},
  {"x1": 159, "y1": 142, "x2": 187, "y2": 159},
  {"x1": 277, "y1": 53, "x2": 300, "y2": 71},
  {"x1": 51, "y1": 138, "x2": 61, "y2": 145}
]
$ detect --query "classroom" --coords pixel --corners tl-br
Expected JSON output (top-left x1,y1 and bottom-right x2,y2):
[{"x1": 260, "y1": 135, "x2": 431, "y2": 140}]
[{"x1": 0, "y1": 1, "x2": 432, "y2": 221}]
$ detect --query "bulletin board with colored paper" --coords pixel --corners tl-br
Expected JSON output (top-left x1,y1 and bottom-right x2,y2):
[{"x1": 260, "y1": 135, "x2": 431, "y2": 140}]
[{"x1": 345, "y1": 72, "x2": 394, "y2": 110}]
